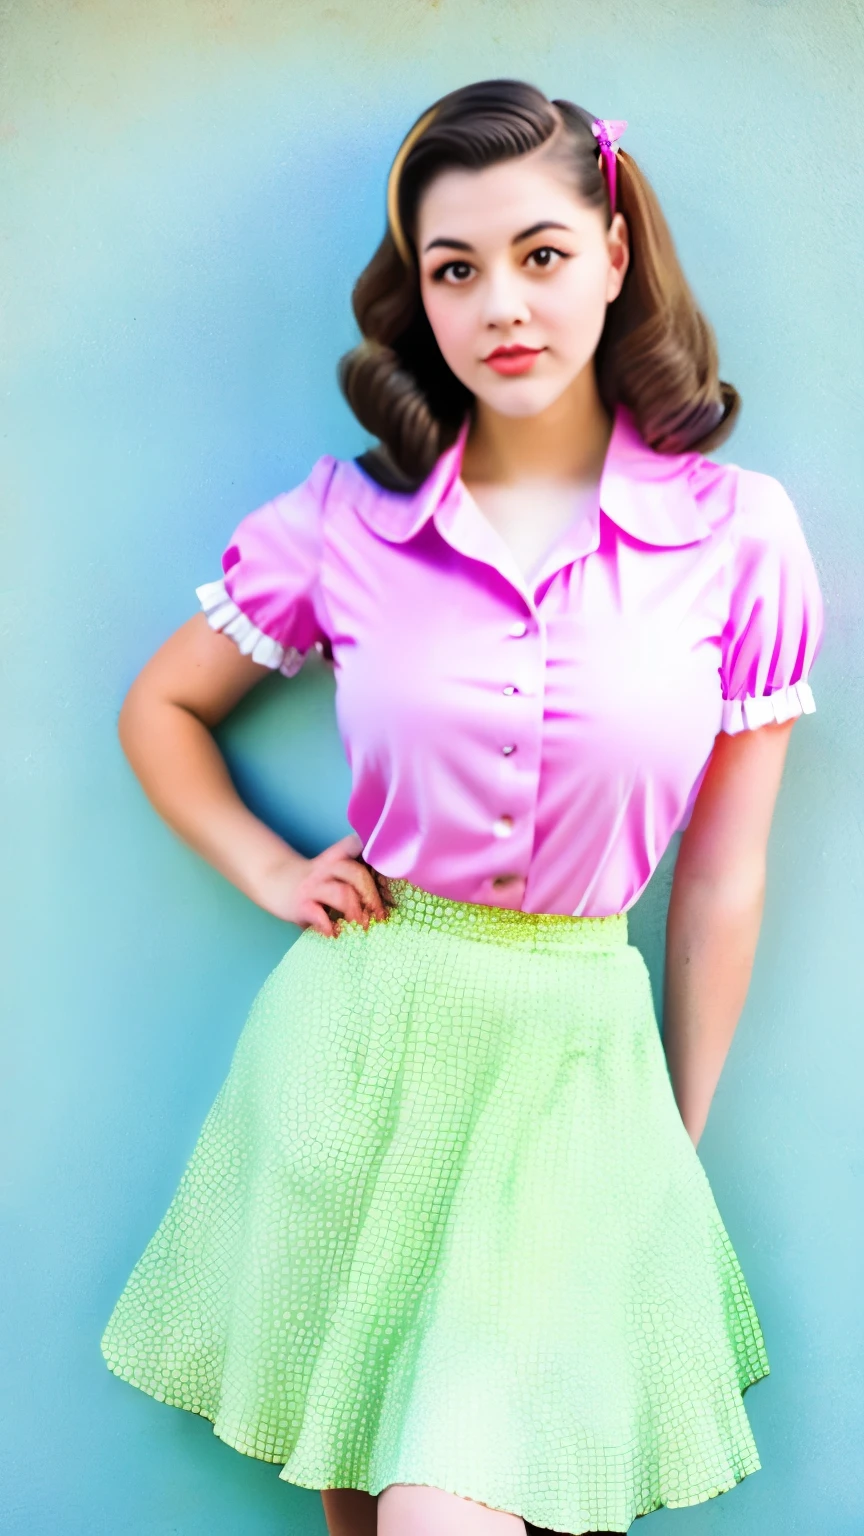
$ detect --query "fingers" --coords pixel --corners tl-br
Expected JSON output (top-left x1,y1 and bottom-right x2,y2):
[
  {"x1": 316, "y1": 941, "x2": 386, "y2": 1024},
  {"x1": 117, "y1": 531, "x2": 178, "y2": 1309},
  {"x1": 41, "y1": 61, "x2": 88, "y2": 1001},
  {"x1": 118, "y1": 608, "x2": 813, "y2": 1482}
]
[
  {"x1": 303, "y1": 834, "x2": 393, "y2": 936},
  {"x1": 314, "y1": 876, "x2": 369, "y2": 929},
  {"x1": 319, "y1": 834, "x2": 389, "y2": 922},
  {"x1": 301, "y1": 904, "x2": 337, "y2": 939},
  {"x1": 297, "y1": 889, "x2": 358, "y2": 939},
  {"x1": 329, "y1": 856, "x2": 389, "y2": 923}
]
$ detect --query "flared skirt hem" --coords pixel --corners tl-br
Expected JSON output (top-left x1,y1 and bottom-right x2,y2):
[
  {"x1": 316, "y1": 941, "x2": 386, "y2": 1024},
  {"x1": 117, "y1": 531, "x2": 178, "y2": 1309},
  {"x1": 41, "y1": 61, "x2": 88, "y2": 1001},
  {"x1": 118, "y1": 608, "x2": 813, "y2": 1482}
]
[{"x1": 102, "y1": 1355, "x2": 769, "y2": 1534}]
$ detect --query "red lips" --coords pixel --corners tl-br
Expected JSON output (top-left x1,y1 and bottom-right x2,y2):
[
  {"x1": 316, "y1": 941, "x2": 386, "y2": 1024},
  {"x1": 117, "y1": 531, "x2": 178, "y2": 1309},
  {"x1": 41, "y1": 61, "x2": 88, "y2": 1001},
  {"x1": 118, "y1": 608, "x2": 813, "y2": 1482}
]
[{"x1": 483, "y1": 344, "x2": 546, "y2": 376}]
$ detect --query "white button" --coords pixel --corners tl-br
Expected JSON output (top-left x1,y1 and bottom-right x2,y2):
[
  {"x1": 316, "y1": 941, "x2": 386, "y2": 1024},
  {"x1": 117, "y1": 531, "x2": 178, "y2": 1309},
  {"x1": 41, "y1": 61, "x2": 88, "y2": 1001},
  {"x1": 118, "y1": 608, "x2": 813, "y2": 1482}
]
[
  {"x1": 501, "y1": 744, "x2": 516, "y2": 755},
  {"x1": 502, "y1": 684, "x2": 517, "y2": 696},
  {"x1": 492, "y1": 815, "x2": 514, "y2": 837},
  {"x1": 508, "y1": 620, "x2": 528, "y2": 637}
]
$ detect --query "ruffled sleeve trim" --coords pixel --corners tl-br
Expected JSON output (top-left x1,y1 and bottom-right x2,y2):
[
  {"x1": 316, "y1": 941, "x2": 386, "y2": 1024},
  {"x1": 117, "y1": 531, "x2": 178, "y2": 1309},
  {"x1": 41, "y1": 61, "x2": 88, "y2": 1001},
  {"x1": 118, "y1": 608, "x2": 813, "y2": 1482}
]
[
  {"x1": 195, "y1": 578, "x2": 306, "y2": 678},
  {"x1": 720, "y1": 680, "x2": 816, "y2": 735}
]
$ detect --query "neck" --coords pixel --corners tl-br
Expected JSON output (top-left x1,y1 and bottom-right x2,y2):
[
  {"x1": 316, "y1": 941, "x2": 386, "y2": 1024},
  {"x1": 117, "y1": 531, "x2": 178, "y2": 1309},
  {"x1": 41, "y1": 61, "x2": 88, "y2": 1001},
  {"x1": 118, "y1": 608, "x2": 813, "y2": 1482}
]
[{"x1": 462, "y1": 364, "x2": 613, "y2": 485}]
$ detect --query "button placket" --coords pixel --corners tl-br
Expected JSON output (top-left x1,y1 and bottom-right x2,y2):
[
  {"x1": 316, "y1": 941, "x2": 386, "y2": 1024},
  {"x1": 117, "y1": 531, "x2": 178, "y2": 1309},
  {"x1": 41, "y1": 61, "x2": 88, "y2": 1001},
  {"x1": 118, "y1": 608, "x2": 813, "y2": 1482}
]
[
  {"x1": 516, "y1": 608, "x2": 548, "y2": 902},
  {"x1": 502, "y1": 610, "x2": 547, "y2": 902},
  {"x1": 489, "y1": 614, "x2": 542, "y2": 871}
]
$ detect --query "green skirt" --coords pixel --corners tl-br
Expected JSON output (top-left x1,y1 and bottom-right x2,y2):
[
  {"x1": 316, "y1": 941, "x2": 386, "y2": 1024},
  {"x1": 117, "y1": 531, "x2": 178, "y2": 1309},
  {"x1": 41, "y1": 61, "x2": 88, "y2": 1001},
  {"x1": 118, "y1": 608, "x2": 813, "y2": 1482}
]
[{"x1": 100, "y1": 876, "x2": 769, "y2": 1534}]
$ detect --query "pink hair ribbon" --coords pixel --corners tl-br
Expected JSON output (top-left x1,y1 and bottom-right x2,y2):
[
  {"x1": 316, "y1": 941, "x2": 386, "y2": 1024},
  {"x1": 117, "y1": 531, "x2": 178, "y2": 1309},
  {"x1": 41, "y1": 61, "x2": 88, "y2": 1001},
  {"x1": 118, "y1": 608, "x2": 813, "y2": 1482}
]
[{"x1": 591, "y1": 118, "x2": 628, "y2": 214}]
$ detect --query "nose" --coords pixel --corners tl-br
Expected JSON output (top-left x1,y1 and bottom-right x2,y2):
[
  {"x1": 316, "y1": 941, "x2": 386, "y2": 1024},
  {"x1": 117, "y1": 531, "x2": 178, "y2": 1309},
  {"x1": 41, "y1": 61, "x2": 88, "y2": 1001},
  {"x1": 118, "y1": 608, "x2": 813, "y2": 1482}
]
[{"x1": 479, "y1": 261, "x2": 532, "y2": 329}]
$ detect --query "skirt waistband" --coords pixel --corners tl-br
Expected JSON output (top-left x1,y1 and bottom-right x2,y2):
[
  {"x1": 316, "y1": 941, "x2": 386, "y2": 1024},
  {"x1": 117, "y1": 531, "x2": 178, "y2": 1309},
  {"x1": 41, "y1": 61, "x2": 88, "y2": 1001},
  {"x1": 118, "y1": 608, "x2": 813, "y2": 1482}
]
[{"x1": 370, "y1": 873, "x2": 629, "y2": 950}]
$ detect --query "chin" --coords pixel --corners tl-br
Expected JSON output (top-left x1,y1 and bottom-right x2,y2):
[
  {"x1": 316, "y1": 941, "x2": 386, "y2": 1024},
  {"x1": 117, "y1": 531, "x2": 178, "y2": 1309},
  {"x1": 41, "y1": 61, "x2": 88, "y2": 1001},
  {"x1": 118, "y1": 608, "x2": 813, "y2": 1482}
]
[{"x1": 473, "y1": 376, "x2": 576, "y2": 419}]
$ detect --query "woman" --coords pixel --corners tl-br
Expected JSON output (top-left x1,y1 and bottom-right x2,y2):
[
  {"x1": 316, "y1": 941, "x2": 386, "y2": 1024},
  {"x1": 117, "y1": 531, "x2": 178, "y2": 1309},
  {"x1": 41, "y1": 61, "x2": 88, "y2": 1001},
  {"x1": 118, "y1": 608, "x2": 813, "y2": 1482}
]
[{"x1": 100, "y1": 80, "x2": 823, "y2": 1535}]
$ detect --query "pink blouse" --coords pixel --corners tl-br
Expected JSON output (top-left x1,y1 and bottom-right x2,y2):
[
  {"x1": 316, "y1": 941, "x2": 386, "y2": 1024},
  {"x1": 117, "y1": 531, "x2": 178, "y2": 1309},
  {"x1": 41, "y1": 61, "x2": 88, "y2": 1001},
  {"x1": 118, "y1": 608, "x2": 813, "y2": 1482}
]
[{"x1": 197, "y1": 405, "x2": 824, "y2": 917}]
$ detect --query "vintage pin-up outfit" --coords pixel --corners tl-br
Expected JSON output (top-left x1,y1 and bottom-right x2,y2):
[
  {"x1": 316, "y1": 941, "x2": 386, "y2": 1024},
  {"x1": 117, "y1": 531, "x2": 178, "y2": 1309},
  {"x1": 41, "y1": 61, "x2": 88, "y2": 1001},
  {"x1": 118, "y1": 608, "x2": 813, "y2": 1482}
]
[{"x1": 101, "y1": 404, "x2": 823, "y2": 1533}]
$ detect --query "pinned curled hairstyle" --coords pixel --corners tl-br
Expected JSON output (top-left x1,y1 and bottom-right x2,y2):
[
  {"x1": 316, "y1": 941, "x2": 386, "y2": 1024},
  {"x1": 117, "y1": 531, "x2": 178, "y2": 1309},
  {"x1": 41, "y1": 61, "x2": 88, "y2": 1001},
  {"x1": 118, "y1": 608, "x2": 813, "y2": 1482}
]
[{"x1": 338, "y1": 79, "x2": 740, "y2": 489}]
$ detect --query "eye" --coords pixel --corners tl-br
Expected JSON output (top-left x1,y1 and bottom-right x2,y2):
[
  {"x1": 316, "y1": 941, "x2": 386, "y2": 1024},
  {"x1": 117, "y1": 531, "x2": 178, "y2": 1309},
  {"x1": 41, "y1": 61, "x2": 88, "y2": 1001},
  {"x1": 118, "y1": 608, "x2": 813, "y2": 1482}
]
[
  {"x1": 431, "y1": 259, "x2": 476, "y2": 285},
  {"x1": 525, "y1": 246, "x2": 570, "y2": 270}
]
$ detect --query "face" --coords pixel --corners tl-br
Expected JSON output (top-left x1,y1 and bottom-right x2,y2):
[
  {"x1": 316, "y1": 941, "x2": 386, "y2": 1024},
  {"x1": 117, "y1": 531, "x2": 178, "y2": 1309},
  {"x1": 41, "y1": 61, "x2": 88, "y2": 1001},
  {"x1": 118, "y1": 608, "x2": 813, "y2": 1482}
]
[{"x1": 415, "y1": 147, "x2": 629, "y2": 418}]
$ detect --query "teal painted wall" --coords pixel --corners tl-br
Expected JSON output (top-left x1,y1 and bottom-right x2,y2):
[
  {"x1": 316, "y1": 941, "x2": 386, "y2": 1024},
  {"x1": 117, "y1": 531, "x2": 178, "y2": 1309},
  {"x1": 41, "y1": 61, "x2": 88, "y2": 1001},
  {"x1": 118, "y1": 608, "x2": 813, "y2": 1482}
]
[{"x1": 2, "y1": 2, "x2": 861, "y2": 1531}]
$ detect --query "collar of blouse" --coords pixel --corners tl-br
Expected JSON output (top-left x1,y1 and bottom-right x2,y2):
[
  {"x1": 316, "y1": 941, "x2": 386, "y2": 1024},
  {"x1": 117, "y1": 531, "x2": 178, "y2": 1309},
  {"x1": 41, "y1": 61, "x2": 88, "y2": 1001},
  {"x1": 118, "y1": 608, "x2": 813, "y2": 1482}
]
[{"x1": 346, "y1": 404, "x2": 734, "y2": 606}]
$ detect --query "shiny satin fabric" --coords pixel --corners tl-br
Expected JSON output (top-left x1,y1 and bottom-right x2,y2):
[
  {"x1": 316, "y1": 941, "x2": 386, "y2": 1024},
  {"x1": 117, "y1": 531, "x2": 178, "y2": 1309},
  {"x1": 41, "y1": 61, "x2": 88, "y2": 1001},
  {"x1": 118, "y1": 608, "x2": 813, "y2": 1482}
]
[{"x1": 197, "y1": 405, "x2": 823, "y2": 916}]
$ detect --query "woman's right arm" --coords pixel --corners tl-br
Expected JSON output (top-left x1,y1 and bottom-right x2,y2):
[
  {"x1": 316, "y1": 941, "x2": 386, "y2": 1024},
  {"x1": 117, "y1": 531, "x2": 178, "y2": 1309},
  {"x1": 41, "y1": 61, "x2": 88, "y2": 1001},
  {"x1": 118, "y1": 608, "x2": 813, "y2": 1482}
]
[{"x1": 118, "y1": 612, "x2": 388, "y2": 937}]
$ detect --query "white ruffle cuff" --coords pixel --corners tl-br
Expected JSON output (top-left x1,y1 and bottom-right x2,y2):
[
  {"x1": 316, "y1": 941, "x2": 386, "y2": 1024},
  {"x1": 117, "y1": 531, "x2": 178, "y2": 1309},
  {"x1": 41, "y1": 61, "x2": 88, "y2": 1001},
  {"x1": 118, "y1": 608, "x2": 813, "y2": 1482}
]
[
  {"x1": 196, "y1": 578, "x2": 306, "y2": 678},
  {"x1": 721, "y1": 679, "x2": 816, "y2": 734}
]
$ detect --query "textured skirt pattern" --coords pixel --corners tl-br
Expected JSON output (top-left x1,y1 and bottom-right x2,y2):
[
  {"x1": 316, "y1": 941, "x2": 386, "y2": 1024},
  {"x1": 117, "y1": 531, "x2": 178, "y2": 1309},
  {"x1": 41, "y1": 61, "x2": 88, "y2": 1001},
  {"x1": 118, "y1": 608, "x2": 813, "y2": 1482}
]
[{"x1": 101, "y1": 876, "x2": 770, "y2": 1534}]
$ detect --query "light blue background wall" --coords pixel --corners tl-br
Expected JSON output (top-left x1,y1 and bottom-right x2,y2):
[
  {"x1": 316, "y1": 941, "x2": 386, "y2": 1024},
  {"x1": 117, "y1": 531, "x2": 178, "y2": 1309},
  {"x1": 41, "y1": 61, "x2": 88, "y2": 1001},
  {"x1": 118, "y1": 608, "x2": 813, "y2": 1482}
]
[{"x1": 2, "y1": 2, "x2": 861, "y2": 1532}]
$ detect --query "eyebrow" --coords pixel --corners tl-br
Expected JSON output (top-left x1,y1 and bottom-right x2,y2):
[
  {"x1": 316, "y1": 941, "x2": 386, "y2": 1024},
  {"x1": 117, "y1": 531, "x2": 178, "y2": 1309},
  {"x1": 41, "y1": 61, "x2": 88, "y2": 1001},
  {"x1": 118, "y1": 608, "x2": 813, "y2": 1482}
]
[{"x1": 422, "y1": 220, "x2": 573, "y2": 254}]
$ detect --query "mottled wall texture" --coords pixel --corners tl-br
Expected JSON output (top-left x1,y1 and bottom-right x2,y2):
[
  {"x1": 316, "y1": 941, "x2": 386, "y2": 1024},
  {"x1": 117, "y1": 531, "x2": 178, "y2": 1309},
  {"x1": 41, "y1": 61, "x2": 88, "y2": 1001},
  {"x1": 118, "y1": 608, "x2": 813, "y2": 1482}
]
[{"x1": 2, "y1": 2, "x2": 861, "y2": 1532}]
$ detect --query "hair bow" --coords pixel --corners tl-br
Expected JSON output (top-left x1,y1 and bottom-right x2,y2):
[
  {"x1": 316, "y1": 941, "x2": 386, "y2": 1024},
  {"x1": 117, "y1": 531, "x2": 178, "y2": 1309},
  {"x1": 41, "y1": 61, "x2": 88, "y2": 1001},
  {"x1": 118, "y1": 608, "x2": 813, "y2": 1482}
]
[{"x1": 591, "y1": 118, "x2": 628, "y2": 214}]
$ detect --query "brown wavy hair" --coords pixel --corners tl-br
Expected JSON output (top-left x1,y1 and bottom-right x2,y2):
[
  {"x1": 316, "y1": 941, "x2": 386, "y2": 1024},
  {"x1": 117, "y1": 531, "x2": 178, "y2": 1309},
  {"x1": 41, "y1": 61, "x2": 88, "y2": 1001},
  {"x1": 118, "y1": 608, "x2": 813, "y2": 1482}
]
[{"x1": 338, "y1": 79, "x2": 740, "y2": 489}]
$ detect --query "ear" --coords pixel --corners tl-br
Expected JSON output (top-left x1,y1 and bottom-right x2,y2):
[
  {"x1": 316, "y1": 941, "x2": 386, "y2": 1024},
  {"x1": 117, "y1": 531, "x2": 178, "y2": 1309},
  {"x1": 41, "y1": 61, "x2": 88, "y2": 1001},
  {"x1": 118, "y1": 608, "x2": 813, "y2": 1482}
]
[{"x1": 605, "y1": 211, "x2": 630, "y2": 302}]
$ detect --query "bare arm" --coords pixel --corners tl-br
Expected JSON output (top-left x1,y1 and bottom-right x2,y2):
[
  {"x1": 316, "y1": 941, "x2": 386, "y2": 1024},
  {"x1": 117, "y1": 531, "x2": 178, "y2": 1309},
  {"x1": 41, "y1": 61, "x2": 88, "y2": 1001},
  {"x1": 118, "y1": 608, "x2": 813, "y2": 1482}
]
[
  {"x1": 118, "y1": 613, "x2": 388, "y2": 936},
  {"x1": 663, "y1": 719, "x2": 795, "y2": 1146}
]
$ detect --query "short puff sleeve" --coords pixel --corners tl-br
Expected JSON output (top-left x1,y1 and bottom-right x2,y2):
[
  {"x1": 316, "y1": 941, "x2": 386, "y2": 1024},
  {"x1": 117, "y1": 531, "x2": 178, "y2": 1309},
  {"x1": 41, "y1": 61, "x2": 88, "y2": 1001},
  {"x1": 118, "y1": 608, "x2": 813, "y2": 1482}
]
[
  {"x1": 719, "y1": 470, "x2": 824, "y2": 734},
  {"x1": 196, "y1": 456, "x2": 337, "y2": 677}
]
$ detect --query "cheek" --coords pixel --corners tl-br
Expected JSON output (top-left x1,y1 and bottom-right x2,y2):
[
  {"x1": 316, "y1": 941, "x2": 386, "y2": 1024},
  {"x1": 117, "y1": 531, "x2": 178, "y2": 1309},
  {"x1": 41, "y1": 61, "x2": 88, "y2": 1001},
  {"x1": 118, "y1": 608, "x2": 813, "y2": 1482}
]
[
  {"x1": 542, "y1": 262, "x2": 611, "y2": 352},
  {"x1": 421, "y1": 288, "x2": 474, "y2": 367}
]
